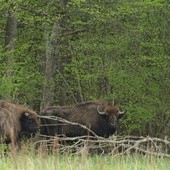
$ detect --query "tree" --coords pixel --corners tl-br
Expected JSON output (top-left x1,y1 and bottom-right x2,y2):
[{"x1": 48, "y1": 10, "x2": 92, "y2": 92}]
[
  {"x1": 41, "y1": 0, "x2": 70, "y2": 109},
  {"x1": 0, "y1": 1, "x2": 17, "y2": 99},
  {"x1": 0, "y1": 0, "x2": 169, "y2": 137}
]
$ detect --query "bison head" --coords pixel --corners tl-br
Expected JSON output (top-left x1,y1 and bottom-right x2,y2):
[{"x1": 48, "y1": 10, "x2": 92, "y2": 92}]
[
  {"x1": 97, "y1": 101, "x2": 126, "y2": 135},
  {"x1": 20, "y1": 111, "x2": 39, "y2": 137}
]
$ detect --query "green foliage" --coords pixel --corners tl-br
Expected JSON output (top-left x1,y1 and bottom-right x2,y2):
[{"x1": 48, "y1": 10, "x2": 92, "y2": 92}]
[
  {"x1": 0, "y1": 0, "x2": 169, "y2": 136},
  {"x1": 0, "y1": 144, "x2": 7, "y2": 156}
]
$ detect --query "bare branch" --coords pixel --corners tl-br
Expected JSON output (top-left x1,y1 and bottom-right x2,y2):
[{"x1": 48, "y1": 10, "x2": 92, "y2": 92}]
[
  {"x1": 35, "y1": 128, "x2": 170, "y2": 157},
  {"x1": 39, "y1": 115, "x2": 103, "y2": 138}
]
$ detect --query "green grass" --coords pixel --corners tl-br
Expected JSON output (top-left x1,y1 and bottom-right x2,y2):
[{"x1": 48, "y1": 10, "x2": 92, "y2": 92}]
[
  {"x1": 0, "y1": 152, "x2": 170, "y2": 170},
  {"x1": 0, "y1": 142, "x2": 169, "y2": 170}
]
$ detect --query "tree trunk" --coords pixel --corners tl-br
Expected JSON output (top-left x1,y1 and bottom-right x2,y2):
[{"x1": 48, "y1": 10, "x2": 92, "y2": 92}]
[
  {"x1": 41, "y1": 0, "x2": 70, "y2": 110},
  {"x1": 3, "y1": 3, "x2": 17, "y2": 99},
  {"x1": 4, "y1": 4, "x2": 17, "y2": 77},
  {"x1": 41, "y1": 21, "x2": 60, "y2": 109}
]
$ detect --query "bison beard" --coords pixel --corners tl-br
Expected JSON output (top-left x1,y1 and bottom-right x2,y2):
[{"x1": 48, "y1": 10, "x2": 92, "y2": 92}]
[
  {"x1": 40, "y1": 101, "x2": 126, "y2": 138},
  {"x1": 0, "y1": 100, "x2": 39, "y2": 144}
]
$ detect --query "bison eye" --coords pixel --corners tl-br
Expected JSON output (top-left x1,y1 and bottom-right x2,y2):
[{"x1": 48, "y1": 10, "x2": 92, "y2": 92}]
[{"x1": 102, "y1": 115, "x2": 109, "y2": 121}]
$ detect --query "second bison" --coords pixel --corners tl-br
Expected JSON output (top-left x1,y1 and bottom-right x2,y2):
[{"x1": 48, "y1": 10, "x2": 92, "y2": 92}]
[{"x1": 40, "y1": 100, "x2": 126, "y2": 138}]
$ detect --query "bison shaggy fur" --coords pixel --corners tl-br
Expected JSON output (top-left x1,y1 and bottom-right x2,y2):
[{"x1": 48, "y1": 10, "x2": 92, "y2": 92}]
[{"x1": 0, "y1": 100, "x2": 39, "y2": 144}]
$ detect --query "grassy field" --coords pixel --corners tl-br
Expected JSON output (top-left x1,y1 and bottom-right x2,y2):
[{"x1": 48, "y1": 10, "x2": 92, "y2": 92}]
[
  {"x1": 0, "y1": 151, "x2": 170, "y2": 170},
  {"x1": 0, "y1": 139, "x2": 170, "y2": 170}
]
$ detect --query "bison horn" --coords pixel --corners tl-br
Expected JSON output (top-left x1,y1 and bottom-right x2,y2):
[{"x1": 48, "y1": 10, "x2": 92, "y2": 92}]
[
  {"x1": 118, "y1": 110, "x2": 126, "y2": 115},
  {"x1": 24, "y1": 112, "x2": 30, "y2": 116},
  {"x1": 97, "y1": 105, "x2": 107, "y2": 115}
]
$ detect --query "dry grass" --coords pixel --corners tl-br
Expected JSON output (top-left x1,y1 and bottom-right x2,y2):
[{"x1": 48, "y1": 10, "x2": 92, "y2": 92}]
[
  {"x1": 0, "y1": 152, "x2": 170, "y2": 170},
  {"x1": 0, "y1": 139, "x2": 170, "y2": 170}
]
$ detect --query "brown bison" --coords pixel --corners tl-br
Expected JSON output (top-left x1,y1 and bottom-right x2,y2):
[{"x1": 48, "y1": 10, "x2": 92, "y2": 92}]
[
  {"x1": 0, "y1": 100, "x2": 39, "y2": 144},
  {"x1": 40, "y1": 100, "x2": 126, "y2": 138}
]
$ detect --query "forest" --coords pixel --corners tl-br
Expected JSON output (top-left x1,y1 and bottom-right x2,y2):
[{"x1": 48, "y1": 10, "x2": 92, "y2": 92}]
[{"x1": 0, "y1": 0, "x2": 169, "y2": 138}]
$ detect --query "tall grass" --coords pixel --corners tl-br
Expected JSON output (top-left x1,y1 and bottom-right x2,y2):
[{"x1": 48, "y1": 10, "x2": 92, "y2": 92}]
[{"x1": 0, "y1": 143, "x2": 169, "y2": 170}]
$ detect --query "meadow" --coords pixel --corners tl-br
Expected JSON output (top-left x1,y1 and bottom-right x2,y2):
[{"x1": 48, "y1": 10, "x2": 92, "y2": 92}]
[
  {"x1": 0, "y1": 142, "x2": 169, "y2": 170},
  {"x1": 0, "y1": 153, "x2": 170, "y2": 170}
]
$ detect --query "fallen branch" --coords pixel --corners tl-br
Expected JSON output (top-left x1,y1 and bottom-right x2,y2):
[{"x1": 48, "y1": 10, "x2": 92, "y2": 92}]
[
  {"x1": 35, "y1": 134, "x2": 170, "y2": 157},
  {"x1": 37, "y1": 115, "x2": 170, "y2": 157}
]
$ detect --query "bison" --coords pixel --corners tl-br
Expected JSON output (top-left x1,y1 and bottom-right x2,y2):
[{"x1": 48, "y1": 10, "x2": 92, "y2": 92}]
[
  {"x1": 0, "y1": 100, "x2": 39, "y2": 144},
  {"x1": 40, "y1": 100, "x2": 126, "y2": 138}
]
